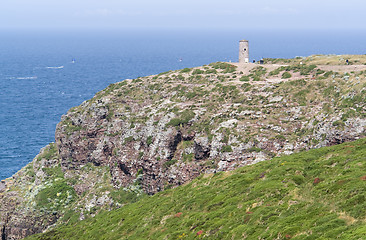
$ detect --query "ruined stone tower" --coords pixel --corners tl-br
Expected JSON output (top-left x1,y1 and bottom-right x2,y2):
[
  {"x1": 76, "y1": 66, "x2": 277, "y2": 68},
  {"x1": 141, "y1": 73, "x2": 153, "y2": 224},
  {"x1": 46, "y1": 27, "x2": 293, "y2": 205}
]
[{"x1": 239, "y1": 40, "x2": 249, "y2": 63}]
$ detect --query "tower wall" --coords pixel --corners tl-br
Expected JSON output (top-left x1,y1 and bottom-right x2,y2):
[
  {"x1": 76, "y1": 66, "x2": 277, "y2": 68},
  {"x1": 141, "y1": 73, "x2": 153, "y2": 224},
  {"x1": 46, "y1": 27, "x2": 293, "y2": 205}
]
[{"x1": 239, "y1": 40, "x2": 249, "y2": 63}]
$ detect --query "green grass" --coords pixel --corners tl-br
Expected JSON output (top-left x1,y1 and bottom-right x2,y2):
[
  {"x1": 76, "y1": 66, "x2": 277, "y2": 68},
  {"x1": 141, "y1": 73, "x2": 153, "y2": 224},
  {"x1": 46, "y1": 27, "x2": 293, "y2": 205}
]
[
  {"x1": 27, "y1": 138, "x2": 366, "y2": 240},
  {"x1": 62, "y1": 118, "x2": 84, "y2": 136},
  {"x1": 163, "y1": 159, "x2": 178, "y2": 168},
  {"x1": 167, "y1": 110, "x2": 195, "y2": 127},
  {"x1": 239, "y1": 76, "x2": 250, "y2": 82},
  {"x1": 35, "y1": 180, "x2": 76, "y2": 211},
  {"x1": 181, "y1": 68, "x2": 192, "y2": 73},
  {"x1": 269, "y1": 64, "x2": 318, "y2": 78},
  {"x1": 37, "y1": 143, "x2": 59, "y2": 161},
  {"x1": 208, "y1": 62, "x2": 237, "y2": 74},
  {"x1": 282, "y1": 72, "x2": 292, "y2": 79},
  {"x1": 124, "y1": 136, "x2": 134, "y2": 144},
  {"x1": 192, "y1": 69, "x2": 204, "y2": 75},
  {"x1": 42, "y1": 165, "x2": 64, "y2": 179},
  {"x1": 221, "y1": 145, "x2": 233, "y2": 152},
  {"x1": 146, "y1": 136, "x2": 153, "y2": 146}
]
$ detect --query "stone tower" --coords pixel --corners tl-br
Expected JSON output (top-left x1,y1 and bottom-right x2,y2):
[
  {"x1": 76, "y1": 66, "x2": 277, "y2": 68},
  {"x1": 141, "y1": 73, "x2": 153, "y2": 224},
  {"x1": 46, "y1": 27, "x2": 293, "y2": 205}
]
[{"x1": 239, "y1": 40, "x2": 249, "y2": 63}]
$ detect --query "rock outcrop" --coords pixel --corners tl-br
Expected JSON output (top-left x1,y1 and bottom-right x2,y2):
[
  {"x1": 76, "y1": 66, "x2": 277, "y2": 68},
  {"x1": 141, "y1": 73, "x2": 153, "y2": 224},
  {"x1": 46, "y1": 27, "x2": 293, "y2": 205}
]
[{"x1": 1, "y1": 55, "x2": 365, "y2": 239}]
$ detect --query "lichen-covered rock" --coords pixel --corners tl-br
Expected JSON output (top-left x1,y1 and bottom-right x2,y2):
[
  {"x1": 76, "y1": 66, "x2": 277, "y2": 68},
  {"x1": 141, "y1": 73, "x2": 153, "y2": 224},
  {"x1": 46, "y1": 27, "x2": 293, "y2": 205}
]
[
  {"x1": 0, "y1": 144, "x2": 117, "y2": 240},
  {"x1": 52, "y1": 59, "x2": 365, "y2": 196}
]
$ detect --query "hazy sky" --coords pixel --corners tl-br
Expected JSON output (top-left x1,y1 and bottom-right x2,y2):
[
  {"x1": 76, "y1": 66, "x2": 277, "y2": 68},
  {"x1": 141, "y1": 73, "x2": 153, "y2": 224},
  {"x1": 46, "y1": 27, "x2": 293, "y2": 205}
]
[{"x1": 0, "y1": 0, "x2": 365, "y2": 30}]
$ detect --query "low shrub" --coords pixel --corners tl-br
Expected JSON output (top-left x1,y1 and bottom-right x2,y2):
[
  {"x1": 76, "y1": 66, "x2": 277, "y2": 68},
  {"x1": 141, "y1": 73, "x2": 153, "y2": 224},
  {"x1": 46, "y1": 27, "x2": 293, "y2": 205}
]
[{"x1": 282, "y1": 72, "x2": 292, "y2": 79}]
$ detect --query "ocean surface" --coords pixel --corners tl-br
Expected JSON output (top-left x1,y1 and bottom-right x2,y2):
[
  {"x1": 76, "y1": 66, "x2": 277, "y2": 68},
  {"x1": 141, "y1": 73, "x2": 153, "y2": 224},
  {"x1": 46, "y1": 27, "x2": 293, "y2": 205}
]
[{"x1": 1, "y1": 29, "x2": 365, "y2": 180}]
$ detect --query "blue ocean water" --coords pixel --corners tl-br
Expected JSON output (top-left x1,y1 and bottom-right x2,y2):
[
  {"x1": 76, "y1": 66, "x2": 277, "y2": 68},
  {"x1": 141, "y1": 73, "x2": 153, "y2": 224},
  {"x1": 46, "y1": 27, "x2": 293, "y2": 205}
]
[{"x1": 1, "y1": 29, "x2": 365, "y2": 180}]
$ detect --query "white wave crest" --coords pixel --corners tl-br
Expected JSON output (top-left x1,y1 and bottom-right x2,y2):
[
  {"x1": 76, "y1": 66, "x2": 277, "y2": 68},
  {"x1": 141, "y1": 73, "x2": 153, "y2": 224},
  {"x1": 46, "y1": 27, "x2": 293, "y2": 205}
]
[
  {"x1": 46, "y1": 66, "x2": 64, "y2": 69},
  {"x1": 16, "y1": 76, "x2": 38, "y2": 80}
]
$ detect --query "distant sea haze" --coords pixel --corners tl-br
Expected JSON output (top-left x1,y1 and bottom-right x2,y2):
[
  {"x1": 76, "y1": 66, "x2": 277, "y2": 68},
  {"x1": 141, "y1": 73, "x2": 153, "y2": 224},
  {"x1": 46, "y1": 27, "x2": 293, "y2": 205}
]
[{"x1": 0, "y1": 29, "x2": 365, "y2": 180}]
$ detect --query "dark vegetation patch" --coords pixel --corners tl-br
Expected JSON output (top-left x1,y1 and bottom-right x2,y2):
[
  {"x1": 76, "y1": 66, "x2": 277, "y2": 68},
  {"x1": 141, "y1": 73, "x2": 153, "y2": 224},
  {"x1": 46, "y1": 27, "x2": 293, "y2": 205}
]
[{"x1": 167, "y1": 110, "x2": 195, "y2": 127}]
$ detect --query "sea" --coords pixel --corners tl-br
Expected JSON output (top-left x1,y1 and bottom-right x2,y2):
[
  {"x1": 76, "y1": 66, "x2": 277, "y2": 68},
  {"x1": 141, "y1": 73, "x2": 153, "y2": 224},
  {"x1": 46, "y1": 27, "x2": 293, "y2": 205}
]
[{"x1": 1, "y1": 29, "x2": 365, "y2": 180}]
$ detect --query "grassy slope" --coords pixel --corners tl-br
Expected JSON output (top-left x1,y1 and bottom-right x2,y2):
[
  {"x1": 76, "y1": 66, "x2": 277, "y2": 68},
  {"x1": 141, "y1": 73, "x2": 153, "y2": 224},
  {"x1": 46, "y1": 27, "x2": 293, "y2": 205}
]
[{"x1": 28, "y1": 138, "x2": 366, "y2": 240}]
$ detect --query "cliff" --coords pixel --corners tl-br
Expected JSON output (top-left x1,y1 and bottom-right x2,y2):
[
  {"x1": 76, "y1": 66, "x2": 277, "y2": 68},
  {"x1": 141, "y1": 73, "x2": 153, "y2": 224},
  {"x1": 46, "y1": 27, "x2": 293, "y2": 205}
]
[
  {"x1": 1, "y1": 55, "x2": 365, "y2": 239},
  {"x1": 28, "y1": 138, "x2": 366, "y2": 239}
]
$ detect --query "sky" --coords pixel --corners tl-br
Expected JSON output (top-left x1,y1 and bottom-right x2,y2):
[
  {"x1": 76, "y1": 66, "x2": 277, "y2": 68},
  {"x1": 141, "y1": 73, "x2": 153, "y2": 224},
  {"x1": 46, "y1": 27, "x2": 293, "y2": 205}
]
[{"x1": 0, "y1": 0, "x2": 365, "y2": 31}]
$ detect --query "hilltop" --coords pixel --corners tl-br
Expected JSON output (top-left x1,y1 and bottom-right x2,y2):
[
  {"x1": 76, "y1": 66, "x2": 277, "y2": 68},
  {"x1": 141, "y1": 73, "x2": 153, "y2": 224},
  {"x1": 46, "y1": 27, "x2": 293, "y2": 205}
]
[{"x1": 0, "y1": 54, "x2": 365, "y2": 239}]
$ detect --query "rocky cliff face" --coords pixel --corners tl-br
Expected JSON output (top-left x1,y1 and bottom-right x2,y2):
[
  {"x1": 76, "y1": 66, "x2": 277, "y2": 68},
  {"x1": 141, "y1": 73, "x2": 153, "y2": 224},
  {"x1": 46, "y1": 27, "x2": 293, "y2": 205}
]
[{"x1": 1, "y1": 55, "x2": 365, "y2": 239}]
